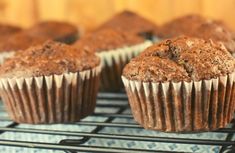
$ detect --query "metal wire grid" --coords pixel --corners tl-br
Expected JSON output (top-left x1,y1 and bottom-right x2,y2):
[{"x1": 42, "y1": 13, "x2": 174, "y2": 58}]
[{"x1": 0, "y1": 92, "x2": 234, "y2": 153}]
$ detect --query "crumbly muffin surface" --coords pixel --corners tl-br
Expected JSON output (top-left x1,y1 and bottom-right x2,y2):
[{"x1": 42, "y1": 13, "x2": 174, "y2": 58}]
[
  {"x1": 0, "y1": 24, "x2": 21, "y2": 40},
  {"x1": 73, "y1": 28, "x2": 145, "y2": 53},
  {"x1": 0, "y1": 32, "x2": 48, "y2": 52},
  {"x1": 159, "y1": 15, "x2": 207, "y2": 38},
  {"x1": 159, "y1": 15, "x2": 235, "y2": 54},
  {"x1": 97, "y1": 10, "x2": 159, "y2": 37},
  {"x1": 190, "y1": 22, "x2": 235, "y2": 53},
  {"x1": 123, "y1": 36, "x2": 235, "y2": 82},
  {"x1": 25, "y1": 21, "x2": 78, "y2": 42},
  {"x1": 0, "y1": 41, "x2": 100, "y2": 78}
]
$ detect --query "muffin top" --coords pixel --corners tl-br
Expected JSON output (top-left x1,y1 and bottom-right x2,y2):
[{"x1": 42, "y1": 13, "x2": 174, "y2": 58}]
[
  {"x1": 123, "y1": 36, "x2": 235, "y2": 82},
  {"x1": 25, "y1": 21, "x2": 78, "y2": 42},
  {"x1": 0, "y1": 24, "x2": 22, "y2": 39},
  {"x1": 97, "y1": 10, "x2": 159, "y2": 38},
  {"x1": 213, "y1": 20, "x2": 235, "y2": 32},
  {"x1": 73, "y1": 28, "x2": 145, "y2": 53},
  {"x1": 190, "y1": 22, "x2": 235, "y2": 53},
  {"x1": 159, "y1": 14, "x2": 207, "y2": 38},
  {"x1": 0, "y1": 41, "x2": 100, "y2": 78},
  {"x1": 0, "y1": 32, "x2": 48, "y2": 52}
]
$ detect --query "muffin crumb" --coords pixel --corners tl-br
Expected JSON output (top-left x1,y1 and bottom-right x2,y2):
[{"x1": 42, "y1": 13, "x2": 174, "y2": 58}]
[
  {"x1": 123, "y1": 36, "x2": 235, "y2": 82},
  {"x1": 0, "y1": 41, "x2": 100, "y2": 78}
]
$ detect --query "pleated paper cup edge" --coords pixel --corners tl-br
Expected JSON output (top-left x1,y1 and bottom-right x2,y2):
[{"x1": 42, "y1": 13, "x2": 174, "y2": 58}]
[
  {"x1": 96, "y1": 40, "x2": 152, "y2": 67},
  {"x1": 0, "y1": 64, "x2": 101, "y2": 124},
  {"x1": 122, "y1": 72, "x2": 235, "y2": 90},
  {"x1": 0, "y1": 64, "x2": 102, "y2": 85},
  {"x1": 97, "y1": 40, "x2": 152, "y2": 91},
  {"x1": 121, "y1": 72, "x2": 235, "y2": 132},
  {"x1": 0, "y1": 51, "x2": 15, "y2": 65}
]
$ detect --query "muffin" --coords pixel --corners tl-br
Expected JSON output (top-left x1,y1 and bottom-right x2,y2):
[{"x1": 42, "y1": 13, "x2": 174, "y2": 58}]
[
  {"x1": 159, "y1": 15, "x2": 235, "y2": 56},
  {"x1": 74, "y1": 28, "x2": 152, "y2": 91},
  {"x1": 0, "y1": 32, "x2": 48, "y2": 64},
  {"x1": 25, "y1": 21, "x2": 79, "y2": 44},
  {"x1": 122, "y1": 36, "x2": 235, "y2": 132},
  {"x1": 97, "y1": 10, "x2": 160, "y2": 41},
  {"x1": 0, "y1": 41, "x2": 101, "y2": 124},
  {"x1": 159, "y1": 14, "x2": 207, "y2": 38},
  {"x1": 0, "y1": 24, "x2": 22, "y2": 41},
  {"x1": 190, "y1": 22, "x2": 235, "y2": 56}
]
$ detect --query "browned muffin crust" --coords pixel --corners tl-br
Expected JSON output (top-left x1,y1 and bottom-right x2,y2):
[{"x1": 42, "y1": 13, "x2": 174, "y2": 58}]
[
  {"x1": 190, "y1": 22, "x2": 235, "y2": 53},
  {"x1": 0, "y1": 41, "x2": 100, "y2": 78},
  {"x1": 0, "y1": 32, "x2": 48, "y2": 52},
  {"x1": 159, "y1": 15, "x2": 235, "y2": 54},
  {"x1": 0, "y1": 24, "x2": 22, "y2": 40},
  {"x1": 123, "y1": 36, "x2": 235, "y2": 82},
  {"x1": 97, "y1": 10, "x2": 159, "y2": 38},
  {"x1": 123, "y1": 56, "x2": 190, "y2": 82},
  {"x1": 159, "y1": 14, "x2": 207, "y2": 38},
  {"x1": 25, "y1": 21, "x2": 78, "y2": 43},
  {"x1": 73, "y1": 28, "x2": 145, "y2": 53}
]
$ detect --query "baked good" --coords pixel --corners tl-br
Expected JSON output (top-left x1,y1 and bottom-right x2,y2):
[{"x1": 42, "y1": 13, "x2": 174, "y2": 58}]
[
  {"x1": 75, "y1": 28, "x2": 145, "y2": 52},
  {"x1": 159, "y1": 15, "x2": 235, "y2": 55},
  {"x1": 25, "y1": 21, "x2": 79, "y2": 44},
  {"x1": 190, "y1": 22, "x2": 235, "y2": 55},
  {"x1": 0, "y1": 41, "x2": 101, "y2": 124},
  {"x1": 0, "y1": 32, "x2": 48, "y2": 64},
  {"x1": 0, "y1": 32, "x2": 48, "y2": 52},
  {"x1": 0, "y1": 24, "x2": 22, "y2": 41},
  {"x1": 97, "y1": 10, "x2": 160, "y2": 40},
  {"x1": 0, "y1": 24, "x2": 22, "y2": 63},
  {"x1": 122, "y1": 36, "x2": 235, "y2": 132},
  {"x1": 74, "y1": 28, "x2": 152, "y2": 91},
  {"x1": 159, "y1": 14, "x2": 207, "y2": 38}
]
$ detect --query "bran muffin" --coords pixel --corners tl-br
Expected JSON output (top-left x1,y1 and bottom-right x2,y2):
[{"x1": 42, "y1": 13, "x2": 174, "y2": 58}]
[
  {"x1": 122, "y1": 36, "x2": 235, "y2": 132},
  {"x1": 0, "y1": 32, "x2": 48, "y2": 64},
  {"x1": 190, "y1": 22, "x2": 235, "y2": 55},
  {"x1": 97, "y1": 10, "x2": 160, "y2": 40},
  {"x1": 159, "y1": 15, "x2": 235, "y2": 56},
  {"x1": 0, "y1": 41, "x2": 101, "y2": 124},
  {"x1": 0, "y1": 24, "x2": 22, "y2": 41},
  {"x1": 0, "y1": 32, "x2": 48, "y2": 52},
  {"x1": 26, "y1": 21, "x2": 79, "y2": 44},
  {"x1": 159, "y1": 14, "x2": 207, "y2": 38},
  {"x1": 74, "y1": 28, "x2": 152, "y2": 91}
]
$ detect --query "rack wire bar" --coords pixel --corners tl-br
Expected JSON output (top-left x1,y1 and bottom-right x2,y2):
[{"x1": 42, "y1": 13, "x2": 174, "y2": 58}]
[
  {"x1": 0, "y1": 139, "x2": 165, "y2": 153},
  {"x1": 0, "y1": 127, "x2": 234, "y2": 146},
  {"x1": 219, "y1": 121, "x2": 235, "y2": 153},
  {"x1": 0, "y1": 92, "x2": 234, "y2": 153}
]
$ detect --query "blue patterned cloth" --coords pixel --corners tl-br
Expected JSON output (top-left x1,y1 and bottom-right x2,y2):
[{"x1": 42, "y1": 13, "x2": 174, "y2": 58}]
[{"x1": 0, "y1": 99, "x2": 233, "y2": 153}]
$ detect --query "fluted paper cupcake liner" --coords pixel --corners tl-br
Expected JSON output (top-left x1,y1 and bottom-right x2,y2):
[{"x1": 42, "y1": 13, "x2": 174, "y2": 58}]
[
  {"x1": 122, "y1": 72, "x2": 235, "y2": 132},
  {"x1": 0, "y1": 64, "x2": 101, "y2": 124},
  {"x1": 152, "y1": 36, "x2": 162, "y2": 43},
  {"x1": 0, "y1": 51, "x2": 15, "y2": 64},
  {"x1": 97, "y1": 40, "x2": 152, "y2": 91}
]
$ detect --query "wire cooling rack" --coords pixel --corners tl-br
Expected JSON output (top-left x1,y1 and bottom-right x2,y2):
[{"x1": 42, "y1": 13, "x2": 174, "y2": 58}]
[{"x1": 0, "y1": 92, "x2": 234, "y2": 153}]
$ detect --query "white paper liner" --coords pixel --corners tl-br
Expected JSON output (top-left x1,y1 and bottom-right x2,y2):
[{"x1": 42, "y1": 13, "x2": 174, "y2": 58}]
[
  {"x1": 122, "y1": 72, "x2": 235, "y2": 132},
  {"x1": 97, "y1": 40, "x2": 152, "y2": 91},
  {"x1": 0, "y1": 51, "x2": 15, "y2": 64},
  {"x1": 0, "y1": 64, "x2": 101, "y2": 124},
  {"x1": 151, "y1": 36, "x2": 162, "y2": 43}
]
